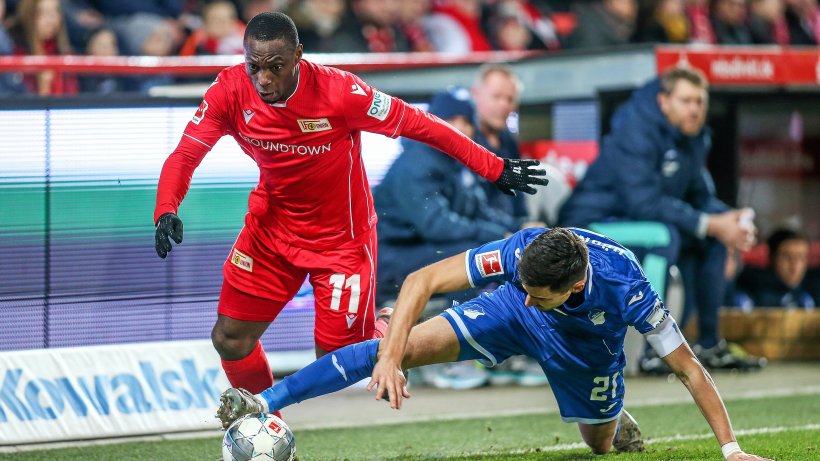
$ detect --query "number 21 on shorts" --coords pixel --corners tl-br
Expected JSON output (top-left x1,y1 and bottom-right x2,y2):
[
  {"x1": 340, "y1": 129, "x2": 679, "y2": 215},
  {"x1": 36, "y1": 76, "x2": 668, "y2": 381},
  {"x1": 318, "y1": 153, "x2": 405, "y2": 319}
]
[
  {"x1": 590, "y1": 372, "x2": 620, "y2": 401},
  {"x1": 328, "y1": 273, "x2": 360, "y2": 313}
]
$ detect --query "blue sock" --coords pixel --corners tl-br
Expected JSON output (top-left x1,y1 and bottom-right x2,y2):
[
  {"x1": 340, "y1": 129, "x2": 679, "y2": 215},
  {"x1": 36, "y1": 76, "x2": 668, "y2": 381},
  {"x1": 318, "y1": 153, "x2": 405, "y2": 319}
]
[{"x1": 259, "y1": 339, "x2": 380, "y2": 412}]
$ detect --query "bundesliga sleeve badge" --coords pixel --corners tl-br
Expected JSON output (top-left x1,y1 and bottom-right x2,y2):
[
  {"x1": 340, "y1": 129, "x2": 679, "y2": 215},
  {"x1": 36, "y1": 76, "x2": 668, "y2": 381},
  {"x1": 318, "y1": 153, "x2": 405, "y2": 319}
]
[{"x1": 475, "y1": 250, "x2": 504, "y2": 278}]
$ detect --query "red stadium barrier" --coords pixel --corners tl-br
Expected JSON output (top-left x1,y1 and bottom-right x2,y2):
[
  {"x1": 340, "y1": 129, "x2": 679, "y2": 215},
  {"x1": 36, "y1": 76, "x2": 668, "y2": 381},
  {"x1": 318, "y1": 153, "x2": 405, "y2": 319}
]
[
  {"x1": 656, "y1": 46, "x2": 820, "y2": 87},
  {"x1": 0, "y1": 50, "x2": 543, "y2": 76}
]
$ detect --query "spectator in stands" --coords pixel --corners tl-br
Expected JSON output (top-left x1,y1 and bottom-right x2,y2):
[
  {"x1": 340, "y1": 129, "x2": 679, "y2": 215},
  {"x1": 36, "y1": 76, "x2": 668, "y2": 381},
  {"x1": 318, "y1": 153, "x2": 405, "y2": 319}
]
[
  {"x1": 424, "y1": 0, "x2": 492, "y2": 53},
  {"x1": 286, "y1": 0, "x2": 361, "y2": 53},
  {"x1": 738, "y1": 228, "x2": 817, "y2": 309},
  {"x1": 114, "y1": 13, "x2": 176, "y2": 92},
  {"x1": 399, "y1": 0, "x2": 434, "y2": 51},
  {"x1": 0, "y1": 0, "x2": 25, "y2": 94},
  {"x1": 487, "y1": 1, "x2": 533, "y2": 51},
  {"x1": 240, "y1": 0, "x2": 279, "y2": 24},
  {"x1": 633, "y1": 0, "x2": 691, "y2": 43},
  {"x1": 78, "y1": 27, "x2": 123, "y2": 94},
  {"x1": 749, "y1": 0, "x2": 790, "y2": 44},
  {"x1": 710, "y1": 0, "x2": 755, "y2": 44},
  {"x1": 568, "y1": 0, "x2": 639, "y2": 48},
  {"x1": 349, "y1": 0, "x2": 409, "y2": 52},
  {"x1": 784, "y1": 0, "x2": 820, "y2": 44},
  {"x1": 471, "y1": 63, "x2": 527, "y2": 219},
  {"x1": 486, "y1": 1, "x2": 560, "y2": 50},
  {"x1": 687, "y1": 0, "x2": 718, "y2": 43},
  {"x1": 62, "y1": 0, "x2": 104, "y2": 51},
  {"x1": 8, "y1": 0, "x2": 78, "y2": 95},
  {"x1": 559, "y1": 67, "x2": 765, "y2": 372},
  {"x1": 179, "y1": 0, "x2": 244, "y2": 55}
]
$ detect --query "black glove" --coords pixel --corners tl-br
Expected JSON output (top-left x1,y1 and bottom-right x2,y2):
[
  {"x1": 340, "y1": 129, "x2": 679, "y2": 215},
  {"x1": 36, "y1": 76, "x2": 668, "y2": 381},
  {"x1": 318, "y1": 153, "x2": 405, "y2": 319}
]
[
  {"x1": 155, "y1": 212, "x2": 183, "y2": 259},
  {"x1": 493, "y1": 158, "x2": 550, "y2": 196}
]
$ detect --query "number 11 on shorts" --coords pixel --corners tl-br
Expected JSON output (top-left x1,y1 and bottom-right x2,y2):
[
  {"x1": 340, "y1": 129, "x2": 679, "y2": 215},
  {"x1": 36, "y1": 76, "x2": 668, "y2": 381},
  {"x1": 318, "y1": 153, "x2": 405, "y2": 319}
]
[{"x1": 329, "y1": 273, "x2": 361, "y2": 313}]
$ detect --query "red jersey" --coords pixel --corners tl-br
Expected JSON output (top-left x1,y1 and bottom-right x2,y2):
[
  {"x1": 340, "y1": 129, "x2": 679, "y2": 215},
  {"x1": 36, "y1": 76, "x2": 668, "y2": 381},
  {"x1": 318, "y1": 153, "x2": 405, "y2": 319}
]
[{"x1": 155, "y1": 60, "x2": 504, "y2": 250}]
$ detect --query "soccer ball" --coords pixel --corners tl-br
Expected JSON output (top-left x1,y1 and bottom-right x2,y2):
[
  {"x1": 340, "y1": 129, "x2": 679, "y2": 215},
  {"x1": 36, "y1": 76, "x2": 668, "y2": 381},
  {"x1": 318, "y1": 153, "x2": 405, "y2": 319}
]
[{"x1": 222, "y1": 413, "x2": 296, "y2": 461}]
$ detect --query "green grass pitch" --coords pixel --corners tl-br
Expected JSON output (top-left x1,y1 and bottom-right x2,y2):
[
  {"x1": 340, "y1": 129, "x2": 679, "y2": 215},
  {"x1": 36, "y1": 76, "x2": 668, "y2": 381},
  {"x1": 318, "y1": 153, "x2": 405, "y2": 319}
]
[{"x1": 1, "y1": 394, "x2": 817, "y2": 460}]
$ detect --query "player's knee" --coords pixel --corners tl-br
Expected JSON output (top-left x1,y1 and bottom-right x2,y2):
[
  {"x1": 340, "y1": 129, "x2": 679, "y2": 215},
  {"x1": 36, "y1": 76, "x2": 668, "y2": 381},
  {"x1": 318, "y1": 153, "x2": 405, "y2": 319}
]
[
  {"x1": 211, "y1": 325, "x2": 256, "y2": 360},
  {"x1": 588, "y1": 441, "x2": 613, "y2": 455}
]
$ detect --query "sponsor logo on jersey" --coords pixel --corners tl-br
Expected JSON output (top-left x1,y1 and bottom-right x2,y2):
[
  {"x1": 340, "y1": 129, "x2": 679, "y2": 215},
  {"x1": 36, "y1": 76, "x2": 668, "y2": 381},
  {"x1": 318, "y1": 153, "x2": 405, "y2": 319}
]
[
  {"x1": 476, "y1": 250, "x2": 504, "y2": 277},
  {"x1": 297, "y1": 118, "x2": 332, "y2": 133},
  {"x1": 588, "y1": 310, "x2": 606, "y2": 325},
  {"x1": 463, "y1": 306, "x2": 485, "y2": 320},
  {"x1": 646, "y1": 298, "x2": 667, "y2": 327},
  {"x1": 628, "y1": 290, "x2": 644, "y2": 306},
  {"x1": 238, "y1": 133, "x2": 331, "y2": 156},
  {"x1": 192, "y1": 100, "x2": 208, "y2": 124},
  {"x1": 231, "y1": 248, "x2": 253, "y2": 272},
  {"x1": 367, "y1": 90, "x2": 392, "y2": 121},
  {"x1": 243, "y1": 109, "x2": 255, "y2": 124},
  {"x1": 350, "y1": 83, "x2": 367, "y2": 96}
]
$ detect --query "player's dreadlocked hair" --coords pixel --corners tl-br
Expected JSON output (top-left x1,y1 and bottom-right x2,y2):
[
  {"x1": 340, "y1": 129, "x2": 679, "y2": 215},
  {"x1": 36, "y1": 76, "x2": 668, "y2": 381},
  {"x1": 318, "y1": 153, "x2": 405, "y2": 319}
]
[
  {"x1": 244, "y1": 12, "x2": 299, "y2": 48},
  {"x1": 518, "y1": 228, "x2": 588, "y2": 292}
]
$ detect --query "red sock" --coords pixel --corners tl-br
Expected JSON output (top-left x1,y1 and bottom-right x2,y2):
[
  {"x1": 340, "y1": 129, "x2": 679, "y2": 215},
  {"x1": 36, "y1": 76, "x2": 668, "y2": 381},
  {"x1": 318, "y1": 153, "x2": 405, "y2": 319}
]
[
  {"x1": 372, "y1": 317, "x2": 388, "y2": 338},
  {"x1": 221, "y1": 341, "x2": 273, "y2": 394},
  {"x1": 372, "y1": 307, "x2": 392, "y2": 338}
]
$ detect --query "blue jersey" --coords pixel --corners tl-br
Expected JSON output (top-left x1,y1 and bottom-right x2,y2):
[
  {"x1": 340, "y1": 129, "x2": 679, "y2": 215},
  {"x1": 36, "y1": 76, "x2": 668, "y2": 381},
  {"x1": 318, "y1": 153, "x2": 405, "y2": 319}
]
[{"x1": 463, "y1": 227, "x2": 668, "y2": 371}]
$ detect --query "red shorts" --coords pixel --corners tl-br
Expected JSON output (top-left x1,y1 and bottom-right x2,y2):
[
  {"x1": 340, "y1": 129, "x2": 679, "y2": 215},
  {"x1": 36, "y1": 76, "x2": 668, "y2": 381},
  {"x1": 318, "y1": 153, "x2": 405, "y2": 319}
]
[{"x1": 218, "y1": 217, "x2": 377, "y2": 352}]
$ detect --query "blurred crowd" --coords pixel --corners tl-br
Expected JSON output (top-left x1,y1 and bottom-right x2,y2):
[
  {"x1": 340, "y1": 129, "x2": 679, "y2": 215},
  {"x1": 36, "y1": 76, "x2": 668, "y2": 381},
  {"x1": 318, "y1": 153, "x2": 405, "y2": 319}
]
[{"x1": 1, "y1": 0, "x2": 819, "y2": 95}]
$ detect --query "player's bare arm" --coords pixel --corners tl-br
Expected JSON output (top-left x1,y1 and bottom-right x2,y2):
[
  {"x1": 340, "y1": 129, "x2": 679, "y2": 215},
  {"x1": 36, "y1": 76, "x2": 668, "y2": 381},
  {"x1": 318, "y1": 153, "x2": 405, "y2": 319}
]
[
  {"x1": 661, "y1": 343, "x2": 774, "y2": 461},
  {"x1": 368, "y1": 252, "x2": 471, "y2": 408}
]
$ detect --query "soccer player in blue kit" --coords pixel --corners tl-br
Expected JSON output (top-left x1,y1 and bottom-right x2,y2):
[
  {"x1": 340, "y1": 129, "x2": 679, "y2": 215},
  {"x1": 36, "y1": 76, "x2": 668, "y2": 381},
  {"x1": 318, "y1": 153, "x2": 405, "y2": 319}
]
[{"x1": 218, "y1": 227, "x2": 773, "y2": 460}]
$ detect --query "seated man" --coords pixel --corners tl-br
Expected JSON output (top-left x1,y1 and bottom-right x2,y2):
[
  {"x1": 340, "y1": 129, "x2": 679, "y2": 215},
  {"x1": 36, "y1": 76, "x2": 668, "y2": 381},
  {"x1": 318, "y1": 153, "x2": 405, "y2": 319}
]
[
  {"x1": 217, "y1": 227, "x2": 772, "y2": 461},
  {"x1": 559, "y1": 66, "x2": 762, "y2": 371},
  {"x1": 739, "y1": 228, "x2": 818, "y2": 309}
]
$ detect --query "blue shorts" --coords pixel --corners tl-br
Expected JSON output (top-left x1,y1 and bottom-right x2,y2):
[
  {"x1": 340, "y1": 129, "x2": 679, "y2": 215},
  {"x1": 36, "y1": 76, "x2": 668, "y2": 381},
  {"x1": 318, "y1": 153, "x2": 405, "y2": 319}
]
[{"x1": 441, "y1": 296, "x2": 625, "y2": 424}]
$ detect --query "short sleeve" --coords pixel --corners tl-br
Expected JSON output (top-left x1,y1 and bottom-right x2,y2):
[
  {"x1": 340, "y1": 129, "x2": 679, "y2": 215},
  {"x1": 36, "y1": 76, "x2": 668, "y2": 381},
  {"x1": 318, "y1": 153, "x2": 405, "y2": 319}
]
[
  {"x1": 620, "y1": 279, "x2": 669, "y2": 334},
  {"x1": 464, "y1": 228, "x2": 543, "y2": 288}
]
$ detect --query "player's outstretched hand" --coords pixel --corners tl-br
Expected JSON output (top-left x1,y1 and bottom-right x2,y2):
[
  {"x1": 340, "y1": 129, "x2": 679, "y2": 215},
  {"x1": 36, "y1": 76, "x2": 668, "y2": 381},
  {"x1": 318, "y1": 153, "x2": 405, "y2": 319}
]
[
  {"x1": 367, "y1": 357, "x2": 410, "y2": 410},
  {"x1": 727, "y1": 451, "x2": 774, "y2": 461},
  {"x1": 493, "y1": 158, "x2": 549, "y2": 196},
  {"x1": 155, "y1": 212, "x2": 184, "y2": 259}
]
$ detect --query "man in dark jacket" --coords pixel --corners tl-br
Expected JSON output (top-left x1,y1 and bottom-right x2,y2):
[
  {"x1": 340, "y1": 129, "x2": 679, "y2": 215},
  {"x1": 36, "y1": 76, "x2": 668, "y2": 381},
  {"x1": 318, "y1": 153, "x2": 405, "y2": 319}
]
[
  {"x1": 559, "y1": 67, "x2": 763, "y2": 371},
  {"x1": 375, "y1": 88, "x2": 525, "y2": 305},
  {"x1": 739, "y1": 228, "x2": 818, "y2": 309}
]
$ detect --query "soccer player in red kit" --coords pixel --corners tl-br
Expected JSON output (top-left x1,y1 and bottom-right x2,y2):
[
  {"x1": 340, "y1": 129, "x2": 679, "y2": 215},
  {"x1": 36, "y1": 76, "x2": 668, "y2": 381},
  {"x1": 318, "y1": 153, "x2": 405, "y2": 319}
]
[{"x1": 154, "y1": 12, "x2": 547, "y2": 402}]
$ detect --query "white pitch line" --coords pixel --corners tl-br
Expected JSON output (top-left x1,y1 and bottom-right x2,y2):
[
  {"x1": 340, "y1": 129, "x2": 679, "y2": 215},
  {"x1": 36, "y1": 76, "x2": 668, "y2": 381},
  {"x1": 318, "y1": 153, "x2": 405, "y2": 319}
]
[{"x1": 494, "y1": 423, "x2": 820, "y2": 455}]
